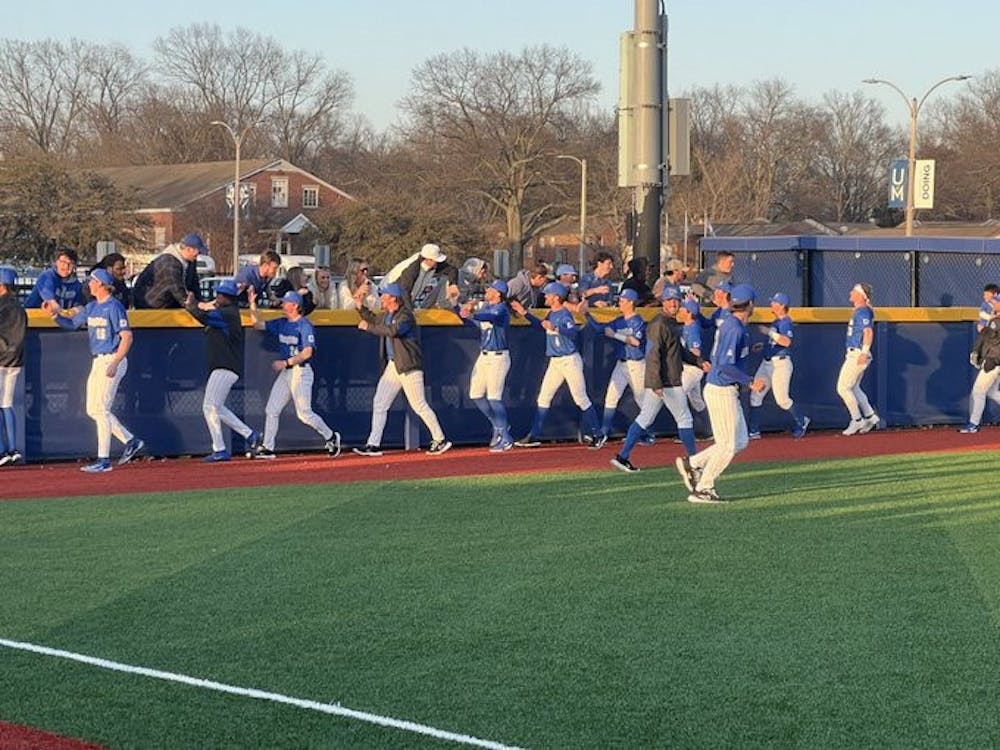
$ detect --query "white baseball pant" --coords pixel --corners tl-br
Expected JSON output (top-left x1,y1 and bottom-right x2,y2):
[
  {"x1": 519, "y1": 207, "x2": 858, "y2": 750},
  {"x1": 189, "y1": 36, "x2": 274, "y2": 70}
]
[
  {"x1": 203, "y1": 369, "x2": 253, "y2": 452},
  {"x1": 632, "y1": 385, "x2": 693, "y2": 430},
  {"x1": 536, "y1": 354, "x2": 592, "y2": 410},
  {"x1": 264, "y1": 365, "x2": 333, "y2": 450},
  {"x1": 836, "y1": 349, "x2": 873, "y2": 420},
  {"x1": 367, "y1": 361, "x2": 445, "y2": 446},
  {"x1": 750, "y1": 357, "x2": 795, "y2": 410},
  {"x1": 0, "y1": 366, "x2": 19, "y2": 408},
  {"x1": 681, "y1": 363, "x2": 707, "y2": 411},
  {"x1": 690, "y1": 382, "x2": 749, "y2": 491},
  {"x1": 968, "y1": 366, "x2": 1000, "y2": 425},
  {"x1": 604, "y1": 359, "x2": 646, "y2": 409},
  {"x1": 469, "y1": 351, "x2": 510, "y2": 400},
  {"x1": 86, "y1": 354, "x2": 134, "y2": 459}
]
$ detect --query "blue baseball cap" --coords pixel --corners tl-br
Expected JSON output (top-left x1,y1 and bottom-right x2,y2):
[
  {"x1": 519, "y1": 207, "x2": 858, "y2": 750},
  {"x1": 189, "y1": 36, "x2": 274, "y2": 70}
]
[
  {"x1": 281, "y1": 291, "x2": 303, "y2": 307},
  {"x1": 489, "y1": 279, "x2": 509, "y2": 296},
  {"x1": 543, "y1": 281, "x2": 568, "y2": 298},
  {"x1": 181, "y1": 233, "x2": 209, "y2": 255},
  {"x1": 379, "y1": 282, "x2": 404, "y2": 298},
  {"x1": 714, "y1": 281, "x2": 733, "y2": 294},
  {"x1": 682, "y1": 299, "x2": 701, "y2": 315},
  {"x1": 661, "y1": 284, "x2": 683, "y2": 301},
  {"x1": 0, "y1": 268, "x2": 16, "y2": 287},
  {"x1": 89, "y1": 268, "x2": 114, "y2": 286},
  {"x1": 215, "y1": 278, "x2": 239, "y2": 297},
  {"x1": 769, "y1": 292, "x2": 790, "y2": 307},
  {"x1": 555, "y1": 264, "x2": 577, "y2": 277},
  {"x1": 731, "y1": 284, "x2": 757, "y2": 304},
  {"x1": 618, "y1": 288, "x2": 639, "y2": 303}
]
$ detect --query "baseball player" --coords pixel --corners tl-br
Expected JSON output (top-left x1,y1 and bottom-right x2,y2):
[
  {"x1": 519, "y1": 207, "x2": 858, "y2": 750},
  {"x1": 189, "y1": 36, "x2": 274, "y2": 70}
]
[
  {"x1": 235, "y1": 250, "x2": 281, "y2": 307},
  {"x1": 838, "y1": 282, "x2": 879, "y2": 435},
  {"x1": 960, "y1": 292, "x2": 1000, "y2": 433},
  {"x1": 747, "y1": 292, "x2": 811, "y2": 439},
  {"x1": 582, "y1": 288, "x2": 648, "y2": 440},
  {"x1": 0, "y1": 269, "x2": 27, "y2": 466},
  {"x1": 675, "y1": 284, "x2": 765, "y2": 502},
  {"x1": 456, "y1": 279, "x2": 514, "y2": 451},
  {"x1": 577, "y1": 252, "x2": 616, "y2": 307},
  {"x1": 25, "y1": 247, "x2": 84, "y2": 313},
  {"x1": 553, "y1": 264, "x2": 581, "y2": 304},
  {"x1": 352, "y1": 282, "x2": 452, "y2": 456},
  {"x1": 679, "y1": 298, "x2": 709, "y2": 417},
  {"x1": 611, "y1": 285, "x2": 708, "y2": 473},
  {"x1": 185, "y1": 279, "x2": 262, "y2": 461},
  {"x1": 248, "y1": 288, "x2": 341, "y2": 458},
  {"x1": 49, "y1": 268, "x2": 145, "y2": 472},
  {"x1": 976, "y1": 284, "x2": 999, "y2": 333},
  {"x1": 511, "y1": 282, "x2": 606, "y2": 448}
]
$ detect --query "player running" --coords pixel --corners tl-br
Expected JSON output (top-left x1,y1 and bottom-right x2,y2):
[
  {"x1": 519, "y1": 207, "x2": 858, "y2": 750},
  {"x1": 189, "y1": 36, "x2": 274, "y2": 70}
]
[
  {"x1": 676, "y1": 284, "x2": 765, "y2": 502},
  {"x1": 960, "y1": 291, "x2": 1000, "y2": 433},
  {"x1": 837, "y1": 283, "x2": 879, "y2": 435},
  {"x1": 48, "y1": 268, "x2": 145, "y2": 472},
  {"x1": 248, "y1": 288, "x2": 341, "y2": 459},
  {"x1": 455, "y1": 279, "x2": 514, "y2": 451},
  {"x1": 0, "y1": 269, "x2": 27, "y2": 466},
  {"x1": 747, "y1": 292, "x2": 810, "y2": 439}
]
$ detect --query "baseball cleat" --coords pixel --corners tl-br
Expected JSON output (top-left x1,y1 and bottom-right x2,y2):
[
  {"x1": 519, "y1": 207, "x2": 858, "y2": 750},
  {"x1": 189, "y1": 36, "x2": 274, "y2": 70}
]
[
  {"x1": 118, "y1": 438, "x2": 144, "y2": 465},
  {"x1": 958, "y1": 423, "x2": 980, "y2": 433},
  {"x1": 841, "y1": 419, "x2": 864, "y2": 436},
  {"x1": 490, "y1": 438, "x2": 514, "y2": 452},
  {"x1": 81, "y1": 459, "x2": 113, "y2": 473},
  {"x1": 202, "y1": 450, "x2": 231, "y2": 462},
  {"x1": 352, "y1": 445, "x2": 383, "y2": 457},
  {"x1": 0, "y1": 452, "x2": 12, "y2": 467},
  {"x1": 675, "y1": 456, "x2": 697, "y2": 493},
  {"x1": 639, "y1": 433, "x2": 657, "y2": 446},
  {"x1": 255, "y1": 448, "x2": 277, "y2": 459},
  {"x1": 427, "y1": 439, "x2": 452, "y2": 455},
  {"x1": 7, "y1": 450, "x2": 22, "y2": 465},
  {"x1": 792, "y1": 416, "x2": 811, "y2": 439},
  {"x1": 245, "y1": 430, "x2": 263, "y2": 458},
  {"x1": 748, "y1": 431, "x2": 762, "y2": 440},
  {"x1": 688, "y1": 487, "x2": 726, "y2": 504},
  {"x1": 489, "y1": 429, "x2": 503, "y2": 448},
  {"x1": 588, "y1": 433, "x2": 608, "y2": 450},
  {"x1": 514, "y1": 435, "x2": 541, "y2": 448},
  {"x1": 325, "y1": 432, "x2": 342, "y2": 458},
  {"x1": 610, "y1": 454, "x2": 639, "y2": 473},
  {"x1": 859, "y1": 412, "x2": 879, "y2": 434}
]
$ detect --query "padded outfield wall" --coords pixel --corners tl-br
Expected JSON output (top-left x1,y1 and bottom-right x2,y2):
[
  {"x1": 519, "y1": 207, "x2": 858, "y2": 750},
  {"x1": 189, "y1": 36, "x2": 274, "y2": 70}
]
[{"x1": 10, "y1": 305, "x2": 984, "y2": 462}]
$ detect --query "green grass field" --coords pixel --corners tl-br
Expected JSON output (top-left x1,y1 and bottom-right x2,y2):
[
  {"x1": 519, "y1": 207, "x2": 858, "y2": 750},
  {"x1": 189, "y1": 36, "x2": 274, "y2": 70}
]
[{"x1": 2, "y1": 451, "x2": 999, "y2": 749}]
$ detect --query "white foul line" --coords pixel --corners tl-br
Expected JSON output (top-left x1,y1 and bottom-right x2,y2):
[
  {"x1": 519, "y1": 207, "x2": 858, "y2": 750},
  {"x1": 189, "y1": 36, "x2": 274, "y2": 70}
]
[{"x1": 0, "y1": 638, "x2": 523, "y2": 750}]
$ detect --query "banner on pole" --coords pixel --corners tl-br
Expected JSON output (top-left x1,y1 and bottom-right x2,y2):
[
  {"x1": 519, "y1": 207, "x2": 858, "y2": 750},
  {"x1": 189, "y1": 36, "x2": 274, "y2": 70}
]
[
  {"x1": 888, "y1": 159, "x2": 908, "y2": 209},
  {"x1": 914, "y1": 159, "x2": 935, "y2": 209}
]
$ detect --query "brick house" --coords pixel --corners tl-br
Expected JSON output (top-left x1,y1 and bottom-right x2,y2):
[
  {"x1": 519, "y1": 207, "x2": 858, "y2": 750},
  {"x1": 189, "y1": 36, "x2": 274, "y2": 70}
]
[{"x1": 92, "y1": 159, "x2": 353, "y2": 273}]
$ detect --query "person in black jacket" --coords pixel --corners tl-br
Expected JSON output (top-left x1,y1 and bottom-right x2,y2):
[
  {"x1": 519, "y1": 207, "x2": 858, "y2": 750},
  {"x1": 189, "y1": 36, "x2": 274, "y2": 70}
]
[
  {"x1": 184, "y1": 279, "x2": 261, "y2": 462},
  {"x1": 133, "y1": 234, "x2": 206, "y2": 308},
  {"x1": 84, "y1": 253, "x2": 133, "y2": 308},
  {"x1": 352, "y1": 282, "x2": 451, "y2": 457},
  {"x1": 961, "y1": 294, "x2": 1000, "y2": 433},
  {"x1": 267, "y1": 266, "x2": 315, "y2": 315},
  {"x1": 0, "y1": 268, "x2": 27, "y2": 465}
]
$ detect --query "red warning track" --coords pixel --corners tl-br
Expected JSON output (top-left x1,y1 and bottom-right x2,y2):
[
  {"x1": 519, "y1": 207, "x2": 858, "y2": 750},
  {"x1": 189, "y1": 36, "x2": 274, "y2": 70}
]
[
  {"x1": 0, "y1": 721, "x2": 102, "y2": 750},
  {"x1": 5, "y1": 426, "x2": 1000, "y2": 501}
]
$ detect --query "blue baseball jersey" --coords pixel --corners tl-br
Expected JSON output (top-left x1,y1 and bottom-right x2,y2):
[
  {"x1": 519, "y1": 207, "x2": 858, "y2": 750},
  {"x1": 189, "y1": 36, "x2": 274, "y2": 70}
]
[
  {"x1": 763, "y1": 315, "x2": 794, "y2": 359},
  {"x1": 845, "y1": 305, "x2": 874, "y2": 349},
  {"x1": 706, "y1": 314, "x2": 751, "y2": 387},
  {"x1": 978, "y1": 299, "x2": 994, "y2": 331},
  {"x1": 55, "y1": 297, "x2": 130, "y2": 355},
  {"x1": 469, "y1": 302, "x2": 511, "y2": 352},
  {"x1": 25, "y1": 268, "x2": 84, "y2": 309},
  {"x1": 265, "y1": 316, "x2": 317, "y2": 359},
  {"x1": 682, "y1": 320, "x2": 703, "y2": 354},
  {"x1": 587, "y1": 312, "x2": 645, "y2": 360},
  {"x1": 526, "y1": 307, "x2": 581, "y2": 357},
  {"x1": 578, "y1": 272, "x2": 614, "y2": 305},
  {"x1": 235, "y1": 266, "x2": 270, "y2": 299}
]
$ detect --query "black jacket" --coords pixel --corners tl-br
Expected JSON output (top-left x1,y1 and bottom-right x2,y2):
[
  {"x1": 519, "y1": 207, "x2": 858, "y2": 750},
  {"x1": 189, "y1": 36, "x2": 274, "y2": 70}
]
[
  {"x1": 268, "y1": 279, "x2": 316, "y2": 316},
  {"x1": 397, "y1": 258, "x2": 457, "y2": 310},
  {"x1": 0, "y1": 294, "x2": 27, "y2": 368},
  {"x1": 133, "y1": 252, "x2": 200, "y2": 309},
  {"x1": 644, "y1": 312, "x2": 702, "y2": 389},
  {"x1": 974, "y1": 316, "x2": 1000, "y2": 372},
  {"x1": 359, "y1": 305, "x2": 423, "y2": 374},
  {"x1": 185, "y1": 300, "x2": 244, "y2": 377}
]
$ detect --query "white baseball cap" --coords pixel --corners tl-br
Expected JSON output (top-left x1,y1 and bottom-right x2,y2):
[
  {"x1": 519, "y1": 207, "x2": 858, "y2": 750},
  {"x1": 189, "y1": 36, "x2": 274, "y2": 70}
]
[{"x1": 420, "y1": 243, "x2": 446, "y2": 262}]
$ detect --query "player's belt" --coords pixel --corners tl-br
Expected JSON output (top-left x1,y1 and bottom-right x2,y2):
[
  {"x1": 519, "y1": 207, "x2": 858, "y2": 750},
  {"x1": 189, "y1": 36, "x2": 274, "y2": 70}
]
[
  {"x1": 765, "y1": 355, "x2": 788, "y2": 361},
  {"x1": 481, "y1": 350, "x2": 507, "y2": 355}
]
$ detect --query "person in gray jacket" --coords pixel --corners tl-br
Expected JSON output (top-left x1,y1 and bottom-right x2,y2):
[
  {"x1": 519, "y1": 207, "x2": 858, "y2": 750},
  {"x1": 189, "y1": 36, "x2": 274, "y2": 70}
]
[
  {"x1": 352, "y1": 282, "x2": 451, "y2": 457},
  {"x1": 690, "y1": 251, "x2": 735, "y2": 306}
]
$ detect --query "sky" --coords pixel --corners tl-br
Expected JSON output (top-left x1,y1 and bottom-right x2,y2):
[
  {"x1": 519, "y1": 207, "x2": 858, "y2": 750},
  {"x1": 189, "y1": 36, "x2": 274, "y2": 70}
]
[{"x1": 5, "y1": 0, "x2": 996, "y2": 132}]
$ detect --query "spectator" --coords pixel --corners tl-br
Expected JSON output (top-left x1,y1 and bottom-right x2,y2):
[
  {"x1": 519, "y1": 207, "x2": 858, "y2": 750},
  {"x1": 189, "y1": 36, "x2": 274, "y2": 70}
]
[
  {"x1": 651, "y1": 258, "x2": 688, "y2": 301},
  {"x1": 308, "y1": 266, "x2": 336, "y2": 310},
  {"x1": 25, "y1": 248, "x2": 84, "y2": 313},
  {"x1": 578, "y1": 252, "x2": 615, "y2": 307},
  {"x1": 336, "y1": 258, "x2": 379, "y2": 310},
  {"x1": 0, "y1": 268, "x2": 27, "y2": 466},
  {"x1": 269, "y1": 266, "x2": 316, "y2": 315},
  {"x1": 553, "y1": 263, "x2": 581, "y2": 306},
  {"x1": 621, "y1": 257, "x2": 655, "y2": 307},
  {"x1": 235, "y1": 250, "x2": 281, "y2": 307},
  {"x1": 132, "y1": 234, "x2": 207, "y2": 309},
  {"x1": 506, "y1": 263, "x2": 550, "y2": 309},
  {"x1": 458, "y1": 257, "x2": 489, "y2": 303},
  {"x1": 386, "y1": 243, "x2": 458, "y2": 310},
  {"x1": 691, "y1": 251, "x2": 735, "y2": 305},
  {"x1": 88, "y1": 252, "x2": 132, "y2": 308}
]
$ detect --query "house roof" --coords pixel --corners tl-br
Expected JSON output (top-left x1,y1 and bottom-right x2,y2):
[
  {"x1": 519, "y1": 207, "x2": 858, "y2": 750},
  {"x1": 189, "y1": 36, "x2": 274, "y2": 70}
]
[
  {"x1": 842, "y1": 220, "x2": 1000, "y2": 238},
  {"x1": 90, "y1": 159, "x2": 354, "y2": 210}
]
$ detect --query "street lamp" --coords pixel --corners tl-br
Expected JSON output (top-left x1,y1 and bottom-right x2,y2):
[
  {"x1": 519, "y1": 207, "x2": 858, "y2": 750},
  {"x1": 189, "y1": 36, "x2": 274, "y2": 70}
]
[
  {"x1": 211, "y1": 120, "x2": 255, "y2": 273},
  {"x1": 556, "y1": 154, "x2": 588, "y2": 274},
  {"x1": 862, "y1": 75, "x2": 971, "y2": 236}
]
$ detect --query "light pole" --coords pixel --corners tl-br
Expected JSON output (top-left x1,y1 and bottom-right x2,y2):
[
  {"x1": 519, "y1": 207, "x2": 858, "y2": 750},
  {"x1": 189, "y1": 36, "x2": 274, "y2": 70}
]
[
  {"x1": 556, "y1": 154, "x2": 588, "y2": 273},
  {"x1": 862, "y1": 75, "x2": 970, "y2": 236},
  {"x1": 211, "y1": 120, "x2": 255, "y2": 273}
]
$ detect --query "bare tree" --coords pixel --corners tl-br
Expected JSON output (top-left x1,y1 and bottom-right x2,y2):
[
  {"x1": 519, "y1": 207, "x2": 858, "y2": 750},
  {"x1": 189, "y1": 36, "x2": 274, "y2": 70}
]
[{"x1": 400, "y1": 46, "x2": 600, "y2": 269}]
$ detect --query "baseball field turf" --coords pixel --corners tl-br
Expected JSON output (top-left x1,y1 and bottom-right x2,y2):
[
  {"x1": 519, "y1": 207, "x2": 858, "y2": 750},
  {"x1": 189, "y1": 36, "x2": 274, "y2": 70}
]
[{"x1": 1, "y1": 449, "x2": 999, "y2": 748}]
